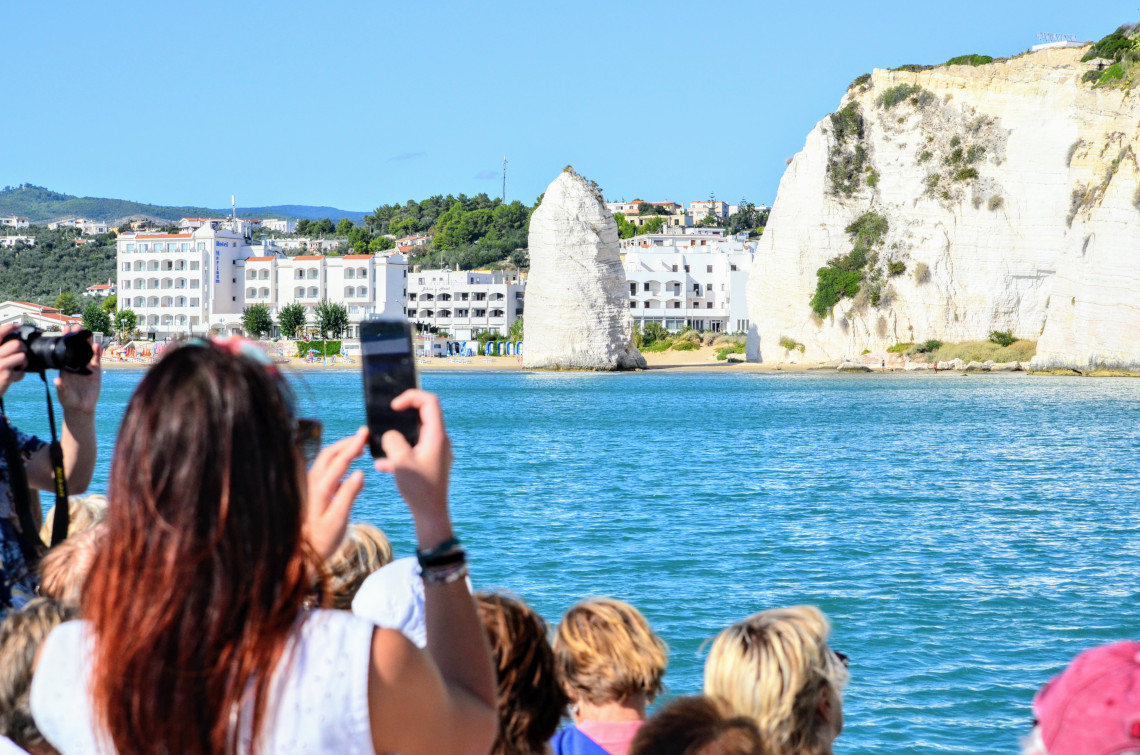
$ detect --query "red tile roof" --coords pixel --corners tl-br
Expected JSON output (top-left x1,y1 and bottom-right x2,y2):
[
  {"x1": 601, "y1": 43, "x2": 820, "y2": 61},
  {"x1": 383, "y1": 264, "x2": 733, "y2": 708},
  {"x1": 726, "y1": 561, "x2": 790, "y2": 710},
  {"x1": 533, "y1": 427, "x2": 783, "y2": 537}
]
[
  {"x1": 294, "y1": 255, "x2": 323, "y2": 261},
  {"x1": 87, "y1": 284, "x2": 112, "y2": 290},
  {"x1": 343, "y1": 254, "x2": 373, "y2": 259},
  {"x1": 245, "y1": 256, "x2": 275, "y2": 262},
  {"x1": 135, "y1": 234, "x2": 193, "y2": 239}
]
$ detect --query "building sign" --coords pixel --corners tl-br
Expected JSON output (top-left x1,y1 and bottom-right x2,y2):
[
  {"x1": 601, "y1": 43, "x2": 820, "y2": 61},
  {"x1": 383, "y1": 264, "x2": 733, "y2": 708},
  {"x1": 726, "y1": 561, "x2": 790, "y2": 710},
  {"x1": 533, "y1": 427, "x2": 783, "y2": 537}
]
[{"x1": 214, "y1": 242, "x2": 222, "y2": 283}]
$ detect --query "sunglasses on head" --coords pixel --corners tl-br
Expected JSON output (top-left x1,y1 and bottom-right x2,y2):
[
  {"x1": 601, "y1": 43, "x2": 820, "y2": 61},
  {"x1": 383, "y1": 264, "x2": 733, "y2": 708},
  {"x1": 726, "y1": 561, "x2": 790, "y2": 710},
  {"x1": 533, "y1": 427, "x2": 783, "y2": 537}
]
[{"x1": 834, "y1": 650, "x2": 850, "y2": 668}]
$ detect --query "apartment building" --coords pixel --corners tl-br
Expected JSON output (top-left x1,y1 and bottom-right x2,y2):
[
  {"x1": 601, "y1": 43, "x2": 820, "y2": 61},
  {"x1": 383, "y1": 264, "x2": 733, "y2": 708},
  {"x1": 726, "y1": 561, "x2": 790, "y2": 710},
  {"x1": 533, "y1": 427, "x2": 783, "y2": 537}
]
[
  {"x1": 688, "y1": 200, "x2": 729, "y2": 222},
  {"x1": 239, "y1": 253, "x2": 407, "y2": 338},
  {"x1": 0, "y1": 236, "x2": 35, "y2": 248},
  {"x1": 407, "y1": 269, "x2": 524, "y2": 339},
  {"x1": 261, "y1": 218, "x2": 297, "y2": 234},
  {"x1": 0, "y1": 216, "x2": 29, "y2": 229},
  {"x1": 117, "y1": 223, "x2": 407, "y2": 339},
  {"x1": 620, "y1": 229, "x2": 753, "y2": 334},
  {"x1": 48, "y1": 217, "x2": 110, "y2": 234}
]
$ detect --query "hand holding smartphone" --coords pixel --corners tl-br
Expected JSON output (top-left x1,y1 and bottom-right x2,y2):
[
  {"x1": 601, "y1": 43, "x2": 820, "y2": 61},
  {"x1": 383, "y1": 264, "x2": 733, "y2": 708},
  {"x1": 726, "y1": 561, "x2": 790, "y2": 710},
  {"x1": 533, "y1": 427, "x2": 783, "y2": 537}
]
[{"x1": 361, "y1": 318, "x2": 421, "y2": 457}]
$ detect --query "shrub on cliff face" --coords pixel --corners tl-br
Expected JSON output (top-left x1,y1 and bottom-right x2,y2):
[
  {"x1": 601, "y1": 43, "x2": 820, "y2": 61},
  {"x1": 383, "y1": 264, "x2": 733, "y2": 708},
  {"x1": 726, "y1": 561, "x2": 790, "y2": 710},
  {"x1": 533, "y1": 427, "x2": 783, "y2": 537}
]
[
  {"x1": 827, "y1": 104, "x2": 868, "y2": 197},
  {"x1": 849, "y1": 73, "x2": 872, "y2": 90},
  {"x1": 810, "y1": 212, "x2": 889, "y2": 317},
  {"x1": 1082, "y1": 26, "x2": 1139, "y2": 63},
  {"x1": 877, "y1": 84, "x2": 922, "y2": 109}
]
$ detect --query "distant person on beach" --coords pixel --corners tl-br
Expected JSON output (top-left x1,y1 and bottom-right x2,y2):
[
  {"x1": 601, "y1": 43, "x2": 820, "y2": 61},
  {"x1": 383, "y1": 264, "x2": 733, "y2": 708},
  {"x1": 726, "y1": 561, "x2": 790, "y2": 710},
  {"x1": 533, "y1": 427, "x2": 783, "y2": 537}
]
[
  {"x1": 325, "y1": 521, "x2": 394, "y2": 609},
  {"x1": 551, "y1": 598, "x2": 668, "y2": 755},
  {"x1": 1022, "y1": 640, "x2": 1140, "y2": 755},
  {"x1": 28, "y1": 338, "x2": 497, "y2": 755},
  {"x1": 628, "y1": 696, "x2": 763, "y2": 755},
  {"x1": 0, "y1": 323, "x2": 100, "y2": 620},
  {"x1": 476, "y1": 592, "x2": 567, "y2": 755},
  {"x1": 0, "y1": 597, "x2": 73, "y2": 755},
  {"x1": 704, "y1": 605, "x2": 848, "y2": 755}
]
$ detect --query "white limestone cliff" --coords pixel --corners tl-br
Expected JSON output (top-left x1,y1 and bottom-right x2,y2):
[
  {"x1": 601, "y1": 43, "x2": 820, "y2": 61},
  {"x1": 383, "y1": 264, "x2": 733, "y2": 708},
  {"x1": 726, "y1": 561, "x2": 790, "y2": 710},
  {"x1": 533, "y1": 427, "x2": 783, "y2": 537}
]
[
  {"x1": 745, "y1": 47, "x2": 1140, "y2": 371},
  {"x1": 523, "y1": 168, "x2": 646, "y2": 370}
]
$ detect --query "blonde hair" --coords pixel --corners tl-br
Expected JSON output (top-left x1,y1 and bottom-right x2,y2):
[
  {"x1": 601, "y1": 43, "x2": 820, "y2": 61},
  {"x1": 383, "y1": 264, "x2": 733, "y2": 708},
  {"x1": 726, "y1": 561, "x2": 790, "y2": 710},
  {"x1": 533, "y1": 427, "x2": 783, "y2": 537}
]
[
  {"x1": 40, "y1": 524, "x2": 104, "y2": 607},
  {"x1": 0, "y1": 598, "x2": 75, "y2": 750},
  {"x1": 553, "y1": 597, "x2": 668, "y2": 706},
  {"x1": 703, "y1": 606, "x2": 848, "y2": 755},
  {"x1": 39, "y1": 493, "x2": 108, "y2": 543},
  {"x1": 325, "y1": 522, "x2": 394, "y2": 609}
]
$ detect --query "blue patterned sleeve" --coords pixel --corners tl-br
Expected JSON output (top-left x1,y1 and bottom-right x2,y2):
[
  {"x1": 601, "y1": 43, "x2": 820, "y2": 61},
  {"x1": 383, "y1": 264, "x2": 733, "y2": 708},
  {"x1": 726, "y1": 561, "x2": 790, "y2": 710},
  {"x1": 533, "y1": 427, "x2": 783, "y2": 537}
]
[{"x1": 9, "y1": 423, "x2": 45, "y2": 460}]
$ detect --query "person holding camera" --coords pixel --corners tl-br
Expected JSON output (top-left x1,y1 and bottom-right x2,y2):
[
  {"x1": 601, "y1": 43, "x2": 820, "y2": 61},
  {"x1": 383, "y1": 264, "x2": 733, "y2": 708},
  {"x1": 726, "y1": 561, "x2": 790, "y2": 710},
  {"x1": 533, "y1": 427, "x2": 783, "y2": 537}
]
[{"x1": 0, "y1": 323, "x2": 101, "y2": 618}]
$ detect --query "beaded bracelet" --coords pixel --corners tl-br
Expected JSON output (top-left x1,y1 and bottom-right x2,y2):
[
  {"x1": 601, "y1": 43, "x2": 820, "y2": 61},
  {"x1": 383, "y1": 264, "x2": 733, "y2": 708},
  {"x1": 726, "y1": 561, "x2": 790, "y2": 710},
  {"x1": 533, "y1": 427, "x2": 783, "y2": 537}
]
[{"x1": 422, "y1": 560, "x2": 469, "y2": 587}]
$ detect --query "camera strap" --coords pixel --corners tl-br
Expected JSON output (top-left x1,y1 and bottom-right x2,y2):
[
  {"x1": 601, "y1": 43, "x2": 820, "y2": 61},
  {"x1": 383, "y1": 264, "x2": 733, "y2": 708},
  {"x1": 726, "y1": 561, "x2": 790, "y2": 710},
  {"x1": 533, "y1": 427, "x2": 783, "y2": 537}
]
[{"x1": 38, "y1": 374, "x2": 69, "y2": 548}]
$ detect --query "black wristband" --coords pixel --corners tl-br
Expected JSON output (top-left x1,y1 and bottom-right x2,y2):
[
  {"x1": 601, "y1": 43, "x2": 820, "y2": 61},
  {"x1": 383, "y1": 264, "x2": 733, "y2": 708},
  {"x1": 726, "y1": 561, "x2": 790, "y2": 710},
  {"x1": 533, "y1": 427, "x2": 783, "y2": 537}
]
[
  {"x1": 416, "y1": 536, "x2": 462, "y2": 569},
  {"x1": 420, "y1": 548, "x2": 467, "y2": 571}
]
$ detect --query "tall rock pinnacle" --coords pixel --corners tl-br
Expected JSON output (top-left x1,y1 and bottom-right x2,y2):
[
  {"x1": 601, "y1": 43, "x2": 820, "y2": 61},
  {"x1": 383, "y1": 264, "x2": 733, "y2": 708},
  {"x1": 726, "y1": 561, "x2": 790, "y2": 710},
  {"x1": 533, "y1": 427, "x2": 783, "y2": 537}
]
[{"x1": 522, "y1": 167, "x2": 646, "y2": 370}]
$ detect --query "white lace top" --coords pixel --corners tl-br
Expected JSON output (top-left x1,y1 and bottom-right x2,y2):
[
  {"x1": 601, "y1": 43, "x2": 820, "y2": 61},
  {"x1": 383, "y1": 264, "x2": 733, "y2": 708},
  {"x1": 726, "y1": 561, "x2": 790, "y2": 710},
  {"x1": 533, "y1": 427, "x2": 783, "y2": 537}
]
[{"x1": 30, "y1": 610, "x2": 376, "y2": 754}]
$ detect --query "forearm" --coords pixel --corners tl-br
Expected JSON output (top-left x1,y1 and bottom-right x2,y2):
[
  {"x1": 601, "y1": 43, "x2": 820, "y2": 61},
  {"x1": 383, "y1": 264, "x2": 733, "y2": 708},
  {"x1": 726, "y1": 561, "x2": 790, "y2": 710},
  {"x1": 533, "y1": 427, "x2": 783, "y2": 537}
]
[
  {"x1": 60, "y1": 409, "x2": 96, "y2": 494},
  {"x1": 419, "y1": 518, "x2": 497, "y2": 711}
]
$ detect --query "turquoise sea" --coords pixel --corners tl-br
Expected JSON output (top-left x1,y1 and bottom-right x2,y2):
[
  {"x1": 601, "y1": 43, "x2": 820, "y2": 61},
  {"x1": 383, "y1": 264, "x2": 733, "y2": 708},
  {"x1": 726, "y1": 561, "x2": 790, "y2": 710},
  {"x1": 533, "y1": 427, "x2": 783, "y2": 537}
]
[{"x1": 8, "y1": 368, "x2": 1140, "y2": 754}]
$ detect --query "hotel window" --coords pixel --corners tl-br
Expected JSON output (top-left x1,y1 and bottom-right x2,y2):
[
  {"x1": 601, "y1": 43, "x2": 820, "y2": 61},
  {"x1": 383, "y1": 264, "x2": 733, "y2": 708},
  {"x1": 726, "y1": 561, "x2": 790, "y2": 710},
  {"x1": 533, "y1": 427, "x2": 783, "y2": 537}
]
[
  {"x1": 181, "y1": 243, "x2": 190, "y2": 252},
  {"x1": 673, "y1": 302, "x2": 681, "y2": 309},
  {"x1": 629, "y1": 301, "x2": 636, "y2": 309},
  {"x1": 671, "y1": 265, "x2": 678, "y2": 272},
  {"x1": 122, "y1": 263, "x2": 130, "y2": 271},
  {"x1": 140, "y1": 244, "x2": 149, "y2": 252},
  {"x1": 126, "y1": 244, "x2": 135, "y2": 252},
  {"x1": 190, "y1": 262, "x2": 200, "y2": 270},
  {"x1": 707, "y1": 265, "x2": 713, "y2": 273},
  {"x1": 197, "y1": 242, "x2": 206, "y2": 251},
  {"x1": 190, "y1": 280, "x2": 199, "y2": 289},
  {"x1": 642, "y1": 282, "x2": 649, "y2": 292},
  {"x1": 706, "y1": 302, "x2": 713, "y2": 308}
]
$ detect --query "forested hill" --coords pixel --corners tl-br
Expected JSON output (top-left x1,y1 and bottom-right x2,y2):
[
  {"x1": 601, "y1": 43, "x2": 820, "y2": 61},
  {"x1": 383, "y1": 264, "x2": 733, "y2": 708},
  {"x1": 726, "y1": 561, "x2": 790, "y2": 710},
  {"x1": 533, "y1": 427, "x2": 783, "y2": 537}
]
[{"x1": 0, "y1": 184, "x2": 366, "y2": 224}]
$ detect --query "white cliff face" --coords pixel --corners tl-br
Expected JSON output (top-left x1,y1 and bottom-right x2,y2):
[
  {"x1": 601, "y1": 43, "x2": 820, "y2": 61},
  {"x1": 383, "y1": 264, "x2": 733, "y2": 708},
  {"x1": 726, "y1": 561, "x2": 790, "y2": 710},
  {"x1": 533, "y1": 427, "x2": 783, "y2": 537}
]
[
  {"x1": 746, "y1": 48, "x2": 1140, "y2": 371},
  {"x1": 523, "y1": 169, "x2": 646, "y2": 370}
]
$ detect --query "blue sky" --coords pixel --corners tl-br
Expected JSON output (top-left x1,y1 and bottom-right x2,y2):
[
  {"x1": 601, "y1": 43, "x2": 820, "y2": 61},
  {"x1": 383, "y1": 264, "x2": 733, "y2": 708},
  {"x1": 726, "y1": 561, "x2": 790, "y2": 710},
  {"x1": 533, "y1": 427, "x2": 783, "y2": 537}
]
[{"x1": 4, "y1": 1, "x2": 1131, "y2": 213}]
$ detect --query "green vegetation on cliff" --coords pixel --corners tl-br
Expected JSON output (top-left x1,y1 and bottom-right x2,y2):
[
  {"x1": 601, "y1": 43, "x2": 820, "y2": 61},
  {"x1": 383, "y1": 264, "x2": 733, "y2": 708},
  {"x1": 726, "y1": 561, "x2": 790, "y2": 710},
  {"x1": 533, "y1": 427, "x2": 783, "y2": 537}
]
[
  {"x1": 1082, "y1": 23, "x2": 1140, "y2": 88},
  {"x1": 810, "y1": 212, "x2": 889, "y2": 317}
]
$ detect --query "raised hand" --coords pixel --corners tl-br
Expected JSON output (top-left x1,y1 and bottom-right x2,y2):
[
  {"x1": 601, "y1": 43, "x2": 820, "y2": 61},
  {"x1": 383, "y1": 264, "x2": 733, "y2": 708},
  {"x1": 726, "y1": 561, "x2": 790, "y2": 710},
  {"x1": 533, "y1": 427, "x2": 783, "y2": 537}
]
[
  {"x1": 373, "y1": 390, "x2": 454, "y2": 548},
  {"x1": 0, "y1": 324, "x2": 28, "y2": 398},
  {"x1": 304, "y1": 426, "x2": 368, "y2": 561}
]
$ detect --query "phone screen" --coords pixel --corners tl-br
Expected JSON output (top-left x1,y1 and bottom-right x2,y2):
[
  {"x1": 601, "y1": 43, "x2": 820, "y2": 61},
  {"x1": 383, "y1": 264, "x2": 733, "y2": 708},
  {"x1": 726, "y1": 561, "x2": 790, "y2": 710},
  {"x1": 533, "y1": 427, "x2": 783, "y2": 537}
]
[{"x1": 361, "y1": 318, "x2": 420, "y2": 457}]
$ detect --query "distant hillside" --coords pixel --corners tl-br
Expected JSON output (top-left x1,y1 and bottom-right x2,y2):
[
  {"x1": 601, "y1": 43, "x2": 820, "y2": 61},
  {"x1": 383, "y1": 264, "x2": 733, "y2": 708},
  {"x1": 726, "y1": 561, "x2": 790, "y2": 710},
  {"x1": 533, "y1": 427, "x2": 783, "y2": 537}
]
[{"x1": 0, "y1": 184, "x2": 366, "y2": 224}]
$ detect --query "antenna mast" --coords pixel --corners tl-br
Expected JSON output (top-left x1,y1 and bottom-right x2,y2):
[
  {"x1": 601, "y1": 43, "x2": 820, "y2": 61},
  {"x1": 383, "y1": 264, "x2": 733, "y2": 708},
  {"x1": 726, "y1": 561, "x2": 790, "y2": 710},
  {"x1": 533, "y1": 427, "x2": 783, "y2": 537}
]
[{"x1": 502, "y1": 156, "x2": 507, "y2": 203}]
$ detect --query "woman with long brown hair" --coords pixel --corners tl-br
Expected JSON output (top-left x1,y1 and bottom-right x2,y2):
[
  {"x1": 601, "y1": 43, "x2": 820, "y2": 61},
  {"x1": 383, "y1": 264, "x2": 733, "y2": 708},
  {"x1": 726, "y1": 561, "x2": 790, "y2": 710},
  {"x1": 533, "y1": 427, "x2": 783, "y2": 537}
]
[{"x1": 28, "y1": 339, "x2": 497, "y2": 755}]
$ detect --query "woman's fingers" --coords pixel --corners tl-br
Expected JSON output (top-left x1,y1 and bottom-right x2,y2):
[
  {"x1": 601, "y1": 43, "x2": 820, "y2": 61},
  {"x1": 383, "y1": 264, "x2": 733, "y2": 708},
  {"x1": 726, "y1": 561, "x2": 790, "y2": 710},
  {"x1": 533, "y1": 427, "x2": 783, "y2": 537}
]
[{"x1": 309, "y1": 428, "x2": 367, "y2": 507}]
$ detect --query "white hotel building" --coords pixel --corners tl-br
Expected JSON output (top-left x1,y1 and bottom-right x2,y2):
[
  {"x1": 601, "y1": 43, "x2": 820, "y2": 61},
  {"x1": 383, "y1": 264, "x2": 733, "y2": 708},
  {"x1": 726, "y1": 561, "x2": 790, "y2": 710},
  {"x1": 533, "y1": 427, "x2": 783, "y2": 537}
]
[
  {"x1": 116, "y1": 224, "x2": 407, "y2": 339},
  {"x1": 620, "y1": 230, "x2": 754, "y2": 334},
  {"x1": 407, "y1": 270, "x2": 524, "y2": 340}
]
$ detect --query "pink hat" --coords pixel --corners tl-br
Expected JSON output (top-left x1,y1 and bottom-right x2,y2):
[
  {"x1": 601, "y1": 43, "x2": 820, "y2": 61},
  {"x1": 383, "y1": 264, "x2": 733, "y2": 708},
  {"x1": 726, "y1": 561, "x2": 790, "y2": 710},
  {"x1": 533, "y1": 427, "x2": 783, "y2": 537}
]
[{"x1": 1034, "y1": 641, "x2": 1140, "y2": 755}]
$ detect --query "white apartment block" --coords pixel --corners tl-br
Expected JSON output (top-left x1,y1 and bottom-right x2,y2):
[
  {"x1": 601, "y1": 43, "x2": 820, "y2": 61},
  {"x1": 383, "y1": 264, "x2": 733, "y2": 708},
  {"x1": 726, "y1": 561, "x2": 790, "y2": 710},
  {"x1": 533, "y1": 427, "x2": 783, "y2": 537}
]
[
  {"x1": 407, "y1": 270, "x2": 524, "y2": 339},
  {"x1": 239, "y1": 253, "x2": 407, "y2": 338},
  {"x1": 0, "y1": 236, "x2": 35, "y2": 248},
  {"x1": 620, "y1": 230, "x2": 754, "y2": 334},
  {"x1": 117, "y1": 225, "x2": 407, "y2": 339},
  {"x1": 48, "y1": 217, "x2": 109, "y2": 234},
  {"x1": 261, "y1": 218, "x2": 297, "y2": 234},
  {"x1": 0, "y1": 216, "x2": 29, "y2": 229},
  {"x1": 276, "y1": 238, "x2": 347, "y2": 253}
]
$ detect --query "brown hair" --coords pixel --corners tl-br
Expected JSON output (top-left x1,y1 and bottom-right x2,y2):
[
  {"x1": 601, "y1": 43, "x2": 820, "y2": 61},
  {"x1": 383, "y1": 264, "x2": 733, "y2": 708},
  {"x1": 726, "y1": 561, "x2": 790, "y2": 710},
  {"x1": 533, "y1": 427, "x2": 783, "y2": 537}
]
[
  {"x1": 326, "y1": 522, "x2": 394, "y2": 610},
  {"x1": 553, "y1": 597, "x2": 668, "y2": 706},
  {"x1": 703, "y1": 606, "x2": 848, "y2": 755},
  {"x1": 84, "y1": 342, "x2": 319, "y2": 754},
  {"x1": 476, "y1": 592, "x2": 568, "y2": 755},
  {"x1": 629, "y1": 696, "x2": 764, "y2": 755},
  {"x1": 0, "y1": 597, "x2": 75, "y2": 750}
]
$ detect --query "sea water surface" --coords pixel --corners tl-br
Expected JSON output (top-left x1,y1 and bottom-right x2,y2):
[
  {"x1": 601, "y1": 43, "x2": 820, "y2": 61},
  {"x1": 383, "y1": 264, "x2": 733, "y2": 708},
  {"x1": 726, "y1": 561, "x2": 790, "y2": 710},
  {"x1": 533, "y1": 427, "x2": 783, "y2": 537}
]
[{"x1": 9, "y1": 368, "x2": 1140, "y2": 754}]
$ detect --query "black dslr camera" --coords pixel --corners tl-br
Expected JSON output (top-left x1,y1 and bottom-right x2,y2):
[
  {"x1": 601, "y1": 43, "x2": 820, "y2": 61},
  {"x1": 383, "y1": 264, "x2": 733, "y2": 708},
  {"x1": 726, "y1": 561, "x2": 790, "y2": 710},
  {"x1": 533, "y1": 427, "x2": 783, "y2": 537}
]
[{"x1": 2, "y1": 325, "x2": 93, "y2": 375}]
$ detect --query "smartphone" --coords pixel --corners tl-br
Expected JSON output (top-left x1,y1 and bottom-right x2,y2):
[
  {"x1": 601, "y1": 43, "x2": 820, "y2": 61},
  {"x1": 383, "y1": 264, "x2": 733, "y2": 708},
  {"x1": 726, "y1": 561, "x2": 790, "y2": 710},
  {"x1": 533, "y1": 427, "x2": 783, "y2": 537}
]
[{"x1": 361, "y1": 318, "x2": 420, "y2": 457}]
